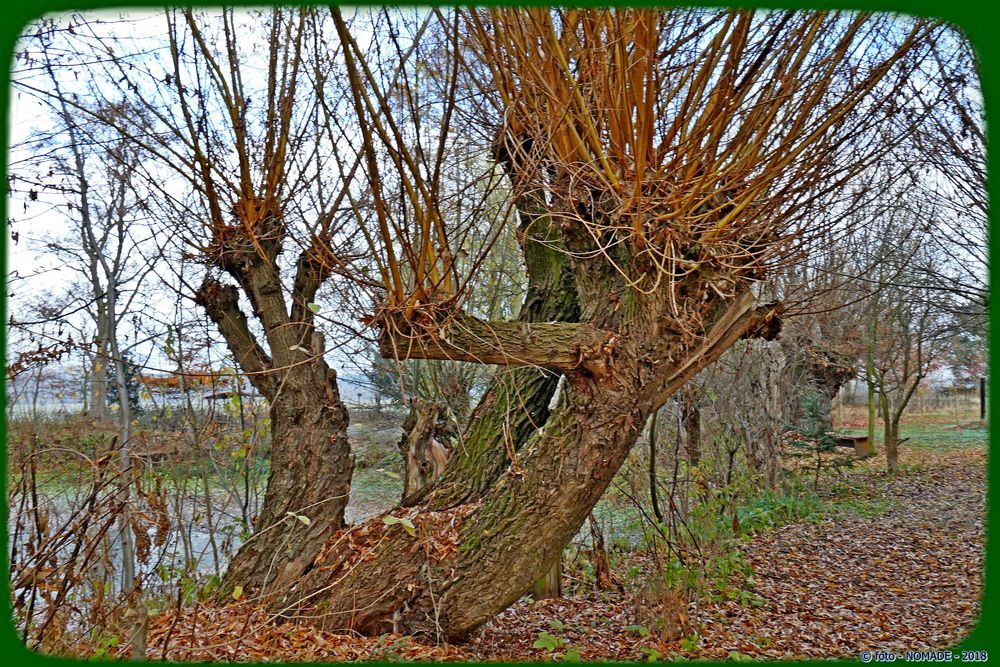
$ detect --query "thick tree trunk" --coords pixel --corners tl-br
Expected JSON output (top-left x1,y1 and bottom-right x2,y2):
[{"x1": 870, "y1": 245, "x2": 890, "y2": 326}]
[
  {"x1": 197, "y1": 245, "x2": 355, "y2": 598},
  {"x1": 278, "y1": 293, "x2": 778, "y2": 640},
  {"x1": 283, "y1": 366, "x2": 651, "y2": 637},
  {"x1": 427, "y1": 366, "x2": 561, "y2": 506},
  {"x1": 221, "y1": 366, "x2": 353, "y2": 596}
]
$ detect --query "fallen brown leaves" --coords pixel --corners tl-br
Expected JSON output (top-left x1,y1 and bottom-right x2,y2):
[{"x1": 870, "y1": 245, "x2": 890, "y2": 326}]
[
  {"x1": 141, "y1": 602, "x2": 475, "y2": 662},
  {"x1": 471, "y1": 596, "x2": 673, "y2": 661},
  {"x1": 681, "y1": 447, "x2": 985, "y2": 660},
  {"x1": 132, "y1": 440, "x2": 983, "y2": 662}
]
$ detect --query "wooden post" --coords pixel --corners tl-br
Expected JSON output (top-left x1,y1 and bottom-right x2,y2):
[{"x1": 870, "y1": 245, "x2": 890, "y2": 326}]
[{"x1": 980, "y1": 377, "x2": 986, "y2": 422}]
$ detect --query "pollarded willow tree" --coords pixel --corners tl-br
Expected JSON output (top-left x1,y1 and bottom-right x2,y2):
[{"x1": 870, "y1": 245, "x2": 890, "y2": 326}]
[
  {"x1": 15, "y1": 8, "x2": 374, "y2": 595},
  {"x1": 255, "y1": 8, "x2": 939, "y2": 639},
  {"x1": 15, "y1": 7, "x2": 542, "y2": 599},
  {"x1": 21, "y1": 5, "x2": 941, "y2": 640}
]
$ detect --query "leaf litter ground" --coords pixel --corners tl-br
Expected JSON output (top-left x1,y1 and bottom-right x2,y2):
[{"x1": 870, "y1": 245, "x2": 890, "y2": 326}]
[{"x1": 139, "y1": 436, "x2": 985, "y2": 662}]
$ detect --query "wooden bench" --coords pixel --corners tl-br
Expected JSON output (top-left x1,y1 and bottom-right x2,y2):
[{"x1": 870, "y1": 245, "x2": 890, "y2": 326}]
[{"x1": 835, "y1": 435, "x2": 872, "y2": 456}]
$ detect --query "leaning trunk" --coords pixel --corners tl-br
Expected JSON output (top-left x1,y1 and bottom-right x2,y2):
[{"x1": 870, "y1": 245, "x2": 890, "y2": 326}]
[
  {"x1": 282, "y1": 364, "x2": 652, "y2": 638},
  {"x1": 279, "y1": 292, "x2": 778, "y2": 640}
]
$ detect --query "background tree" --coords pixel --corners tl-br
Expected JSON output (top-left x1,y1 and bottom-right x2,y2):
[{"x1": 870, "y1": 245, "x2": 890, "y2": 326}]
[{"x1": 855, "y1": 208, "x2": 951, "y2": 473}]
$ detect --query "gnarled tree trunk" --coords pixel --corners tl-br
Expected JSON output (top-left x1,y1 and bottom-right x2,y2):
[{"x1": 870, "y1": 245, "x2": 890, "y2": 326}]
[
  {"x1": 274, "y1": 288, "x2": 779, "y2": 640},
  {"x1": 196, "y1": 226, "x2": 354, "y2": 598}
]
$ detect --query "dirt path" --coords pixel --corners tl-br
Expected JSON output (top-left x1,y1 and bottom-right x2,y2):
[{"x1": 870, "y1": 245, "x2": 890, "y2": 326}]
[
  {"x1": 685, "y1": 447, "x2": 986, "y2": 659},
  {"x1": 469, "y1": 446, "x2": 986, "y2": 661}
]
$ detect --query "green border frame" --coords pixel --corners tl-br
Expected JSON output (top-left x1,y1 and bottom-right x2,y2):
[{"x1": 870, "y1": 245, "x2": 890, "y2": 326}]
[{"x1": 1, "y1": 1, "x2": 994, "y2": 665}]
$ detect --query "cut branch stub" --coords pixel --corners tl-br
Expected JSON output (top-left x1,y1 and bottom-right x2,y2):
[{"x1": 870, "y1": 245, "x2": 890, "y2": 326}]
[{"x1": 193, "y1": 276, "x2": 275, "y2": 397}]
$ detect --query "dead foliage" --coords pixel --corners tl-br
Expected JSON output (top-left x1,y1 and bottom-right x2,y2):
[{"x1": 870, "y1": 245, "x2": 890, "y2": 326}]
[{"x1": 60, "y1": 436, "x2": 986, "y2": 662}]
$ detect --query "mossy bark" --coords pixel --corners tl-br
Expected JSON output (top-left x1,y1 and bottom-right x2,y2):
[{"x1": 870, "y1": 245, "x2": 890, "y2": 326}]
[
  {"x1": 427, "y1": 194, "x2": 580, "y2": 508},
  {"x1": 279, "y1": 292, "x2": 777, "y2": 640}
]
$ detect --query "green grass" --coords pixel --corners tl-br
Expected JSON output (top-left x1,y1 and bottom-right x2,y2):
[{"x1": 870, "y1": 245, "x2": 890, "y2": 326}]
[
  {"x1": 836, "y1": 421, "x2": 987, "y2": 453},
  {"x1": 901, "y1": 424, "x2": 988, "y2": 452},
  {"x1": 351, "y1": 467, "x2": 405, "y2": 505}
]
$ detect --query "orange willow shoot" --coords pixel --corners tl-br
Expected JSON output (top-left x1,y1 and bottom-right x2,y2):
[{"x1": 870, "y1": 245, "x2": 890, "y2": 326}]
[
  {"x1": 334, "y1": 7, "x2": 937, "y2": 344},
  {"x1": 464, "y1": 8, "x2": 937, "y2": 302},
  {"x1": 333, "y1": 7, "x2": 457, "y2": 315}
]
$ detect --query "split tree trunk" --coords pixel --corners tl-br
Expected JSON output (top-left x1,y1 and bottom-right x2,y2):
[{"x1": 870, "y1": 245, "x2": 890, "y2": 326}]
[
  {"x1": 423, "y1": 187, "x2": 579, "y2": 508},
  {"x1": 197, "y1": 227, "x2": 355, "y2": 598},
  {"x1": 278, "y1": 291, "x2": 779, "y2": 640},
  {"x1": 398, "y1": 400, "x2": 458, "y2": 506}
]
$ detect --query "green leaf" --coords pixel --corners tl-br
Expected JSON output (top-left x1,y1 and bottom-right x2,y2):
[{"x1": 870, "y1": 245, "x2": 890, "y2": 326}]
[
  {"x1": 308, "y1": 302, "x2": 321, "y2": 313},
  {"x1": 626, "y1": 624, "x2": 650, "y2": 637},
  {"x1": 549, "y1": 619, "x2": 566, "y2": 631},
  {"x1": 383, "y1": 516, "x2": 416, "y2": 537},
  {"x1": 563, "y1": 646, "x2": 581, "y2": 662},
  {"x1": 286, "y1": 511, "x2": 311, "y2": 526},
  {"x1": 532, "y1": 632, "x2": 560, "y2": 651},
  {"x1": 728, "y1": 651, "x2": 753, "y2": 662}
]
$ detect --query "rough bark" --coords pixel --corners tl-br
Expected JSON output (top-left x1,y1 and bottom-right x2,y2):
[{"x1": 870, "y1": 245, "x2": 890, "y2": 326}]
[
  {"x1": 279, "y1": 294, "x2": 779, "y2": 640},
  {"x1": 532, "y1": 557, "x2": 563, "y2": 600},
  {"x1": 378, "y1": 314, "x2": 609, "y2": 371},
  {"x1": 221, "y1": 365, "x2": 353, "y2": 596},
  {"x1": 197, "y1": 234, "x2": 354, "y2": 598}
]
